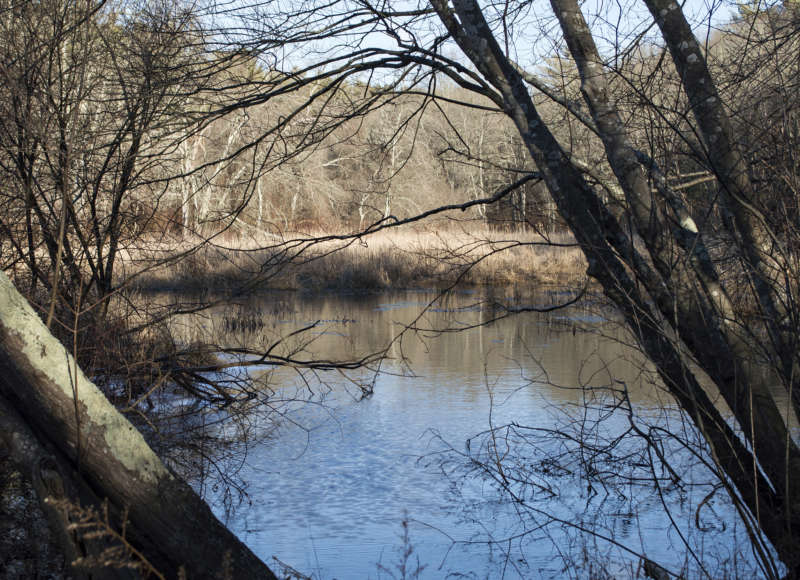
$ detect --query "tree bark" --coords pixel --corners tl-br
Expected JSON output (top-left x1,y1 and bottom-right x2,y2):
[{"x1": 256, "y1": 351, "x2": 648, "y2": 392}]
[{"x1": 0, "y1": 270, "x2": 278, "y2": 579}]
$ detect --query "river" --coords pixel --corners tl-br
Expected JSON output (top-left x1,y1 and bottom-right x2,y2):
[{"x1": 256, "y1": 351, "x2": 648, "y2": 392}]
[{"x1": 165, "y1": 289, "x2": 763, "y2": 579}]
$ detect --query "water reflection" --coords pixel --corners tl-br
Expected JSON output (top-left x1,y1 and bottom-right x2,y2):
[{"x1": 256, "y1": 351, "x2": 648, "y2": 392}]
[{"x1": 164, "y1": 290, "x2": 759, "y2": 579}]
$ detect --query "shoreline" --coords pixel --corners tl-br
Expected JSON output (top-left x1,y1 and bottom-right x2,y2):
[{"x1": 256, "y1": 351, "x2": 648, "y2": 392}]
[{"x1": 127, "y1": 229, "x2": 589, "y2": 295}]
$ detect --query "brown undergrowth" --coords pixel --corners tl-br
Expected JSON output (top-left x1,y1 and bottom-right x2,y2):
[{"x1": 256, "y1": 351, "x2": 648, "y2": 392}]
[{"x1": 129, "y1": 226, "x2": 587, "y2": 293}]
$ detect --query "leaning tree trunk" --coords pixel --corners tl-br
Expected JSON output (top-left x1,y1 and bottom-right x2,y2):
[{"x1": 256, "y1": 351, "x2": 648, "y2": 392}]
[
  {"x1": 431, "y1": 0, "x2": 800, "y2": 575},
  {"x1": 0, "y1": 270, "x2": 278, "y2": 579}
]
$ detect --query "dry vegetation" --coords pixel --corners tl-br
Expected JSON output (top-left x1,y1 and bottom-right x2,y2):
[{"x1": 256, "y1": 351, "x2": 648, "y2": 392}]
[{"x1": 129, "y1": 225, "x2": 586, "y2": 293}]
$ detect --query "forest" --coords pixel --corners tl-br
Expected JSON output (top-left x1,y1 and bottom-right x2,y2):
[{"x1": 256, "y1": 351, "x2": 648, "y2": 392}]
[{"x1": 0, "y1": 0, "x2": 798, "y2": 578}]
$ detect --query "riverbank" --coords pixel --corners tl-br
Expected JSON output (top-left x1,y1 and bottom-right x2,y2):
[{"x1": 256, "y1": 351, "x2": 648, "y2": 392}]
[{"x1": 130, "y1": 227, "x2": 588, "y2": 293}]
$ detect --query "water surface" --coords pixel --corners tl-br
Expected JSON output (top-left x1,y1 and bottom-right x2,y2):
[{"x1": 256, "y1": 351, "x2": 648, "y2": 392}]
[{"x1": 170, "y1": 290, "x2": 760, "y2": 579}]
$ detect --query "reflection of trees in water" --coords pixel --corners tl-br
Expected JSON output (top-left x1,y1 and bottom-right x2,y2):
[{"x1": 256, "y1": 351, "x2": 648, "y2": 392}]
[
  {"x1": 161, "y1": 289, "x2": 653, "y2": 402},
  {"x1": 126, "y1": 283, "x2": 773, "y2": 577}
]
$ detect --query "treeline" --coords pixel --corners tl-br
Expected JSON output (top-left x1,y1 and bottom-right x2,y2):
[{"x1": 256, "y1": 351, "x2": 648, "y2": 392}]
[
  {"x1": 164, "y1": 70, "x2": 556, "y2": 235},
  {"x1": 152, "y1": 7, "x2": 798, "y2": 243}
]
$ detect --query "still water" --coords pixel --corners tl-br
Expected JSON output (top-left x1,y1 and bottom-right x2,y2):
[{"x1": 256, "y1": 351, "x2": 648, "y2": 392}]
[{"x1": 169, "y1": 290, "x2": 759, "y2": 579}]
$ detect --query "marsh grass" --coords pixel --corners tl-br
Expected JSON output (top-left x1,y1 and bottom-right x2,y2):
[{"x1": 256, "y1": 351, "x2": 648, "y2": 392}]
[{"x1": 130, "y1": 225, "x2": 587, "y2": 293}]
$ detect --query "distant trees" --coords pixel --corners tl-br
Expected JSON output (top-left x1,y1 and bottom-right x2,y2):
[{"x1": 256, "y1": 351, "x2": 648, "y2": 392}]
[{"x1": 173, "y1": 81, "x2": 548, "y2": 233}]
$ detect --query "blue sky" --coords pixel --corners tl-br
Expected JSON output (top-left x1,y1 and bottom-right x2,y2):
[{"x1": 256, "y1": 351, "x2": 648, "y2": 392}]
[{"x1": 221, "y1": 0, "x2": 744, "y2": 81}]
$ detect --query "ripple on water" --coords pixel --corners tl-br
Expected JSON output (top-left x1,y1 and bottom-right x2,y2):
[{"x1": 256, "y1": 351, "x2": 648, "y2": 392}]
[{"x1": 200, "y1": 291, "x2": 767, "y2": 579}]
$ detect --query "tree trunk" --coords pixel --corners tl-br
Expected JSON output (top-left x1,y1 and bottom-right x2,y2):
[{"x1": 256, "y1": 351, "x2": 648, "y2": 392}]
[{"x1": 0, "y1": 270, "x2": 278, "y2": 579}]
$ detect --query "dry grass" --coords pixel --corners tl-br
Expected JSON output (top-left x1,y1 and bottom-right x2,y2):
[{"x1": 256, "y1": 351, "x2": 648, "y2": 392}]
[{"x1": 127, "y1": 225, "x2": 588, "y2": 293}]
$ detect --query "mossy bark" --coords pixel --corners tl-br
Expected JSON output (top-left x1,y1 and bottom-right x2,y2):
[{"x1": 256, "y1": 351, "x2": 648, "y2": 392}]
[{"x1": 0, "y1": 271, "x2": 277, "y2": 579}]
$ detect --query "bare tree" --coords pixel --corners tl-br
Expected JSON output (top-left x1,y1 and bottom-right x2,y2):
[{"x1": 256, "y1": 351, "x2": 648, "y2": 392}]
[
  {"x1": 0, "y1": 2, "x2": 388, "y2": 574},
  {"x1": 206, "y1": 0, "x2": 800, "y2": 575}
]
